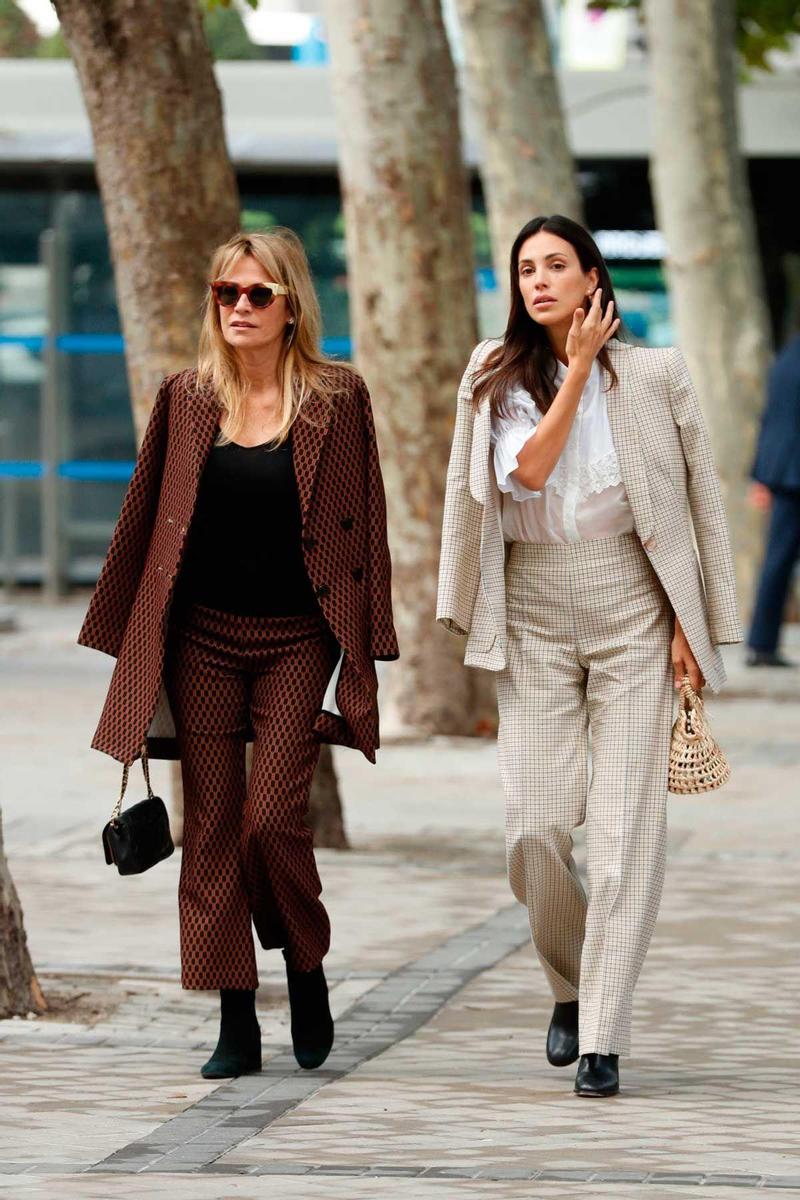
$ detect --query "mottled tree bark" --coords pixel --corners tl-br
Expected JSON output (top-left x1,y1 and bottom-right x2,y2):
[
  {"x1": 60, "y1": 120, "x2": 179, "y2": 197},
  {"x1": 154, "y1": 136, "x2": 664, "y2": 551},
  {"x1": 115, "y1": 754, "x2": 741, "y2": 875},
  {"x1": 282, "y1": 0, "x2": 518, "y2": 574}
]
[
  {"x1": 0, "y1": 811, "x2": 46, "y2": 1018},
  {"x1": 308, "y1": 744, "x2": 348, "y2": 849},
  {"x1": 52, "y1": 0, "x2": 240, "y2": 435},
  {"x1": 324, "y1": 0, "x2": 493, "y2": 737},
  {"x1": 644, "y1": 0, "x2": 770, "y2": 608},
  {"x1": 455, "y1": 0, "x2": 582, "y2": 294},
  {"x1": 56, "y1": 0, "x2": 348, "y2": 840}
]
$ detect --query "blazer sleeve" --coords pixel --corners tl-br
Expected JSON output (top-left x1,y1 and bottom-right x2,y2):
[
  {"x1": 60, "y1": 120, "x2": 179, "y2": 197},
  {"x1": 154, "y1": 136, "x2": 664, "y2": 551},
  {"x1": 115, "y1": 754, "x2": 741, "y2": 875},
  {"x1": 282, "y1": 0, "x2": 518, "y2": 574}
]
[
  {"x1": 436, "y1": 341, "x2": 491, "y2": 636},
  {"x1": 667, "y1": 348, "x2": 742, "y2": 645},
  {"x1": 77, "y1": 376, "x2": 171, "y2": 658},
  {"x1": 358, "y1": 376, "x2": 400, "y2": 662}
]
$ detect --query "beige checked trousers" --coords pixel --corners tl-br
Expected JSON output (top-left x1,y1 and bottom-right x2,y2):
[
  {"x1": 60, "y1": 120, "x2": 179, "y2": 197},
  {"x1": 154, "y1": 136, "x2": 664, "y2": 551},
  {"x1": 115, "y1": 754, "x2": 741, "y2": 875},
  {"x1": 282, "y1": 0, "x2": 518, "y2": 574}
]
[{"x1": 497, "y1": 531, "x2": 674, "y2": 1056}]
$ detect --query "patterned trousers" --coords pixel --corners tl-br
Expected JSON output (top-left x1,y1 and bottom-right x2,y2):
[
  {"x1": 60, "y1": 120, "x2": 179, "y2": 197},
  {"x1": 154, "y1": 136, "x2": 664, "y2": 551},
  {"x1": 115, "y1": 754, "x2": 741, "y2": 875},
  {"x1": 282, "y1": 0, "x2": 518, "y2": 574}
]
[
  {"x1": 497, "y1": 531, "x2": 674, "y2": 1056},
  {"x1": 164, "y1": 602, "x2": 339, "y2": 990}
]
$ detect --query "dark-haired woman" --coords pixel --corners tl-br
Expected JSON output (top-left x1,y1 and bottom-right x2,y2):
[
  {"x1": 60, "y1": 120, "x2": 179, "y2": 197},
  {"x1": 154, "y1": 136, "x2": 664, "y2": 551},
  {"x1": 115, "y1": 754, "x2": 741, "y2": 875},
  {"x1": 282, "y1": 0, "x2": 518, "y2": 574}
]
[{"x1": 437, "y1": 216, "x2": 740, "y2": 1097}]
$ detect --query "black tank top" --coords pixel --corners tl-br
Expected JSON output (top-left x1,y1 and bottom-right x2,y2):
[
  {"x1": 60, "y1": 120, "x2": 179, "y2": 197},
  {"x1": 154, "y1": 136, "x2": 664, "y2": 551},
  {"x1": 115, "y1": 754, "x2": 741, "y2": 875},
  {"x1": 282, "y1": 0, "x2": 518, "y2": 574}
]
[{"x1": 175, "y1": 431, "x2": 320, "y2": 617}]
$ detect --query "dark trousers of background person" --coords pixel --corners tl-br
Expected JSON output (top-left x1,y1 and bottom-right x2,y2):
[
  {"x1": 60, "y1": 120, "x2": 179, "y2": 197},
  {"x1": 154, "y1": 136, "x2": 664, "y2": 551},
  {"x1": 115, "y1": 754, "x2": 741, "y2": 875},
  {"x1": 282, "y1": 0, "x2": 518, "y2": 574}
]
[
  {"x1": 748, "y1": 490, "x2": 800, "y2": 654},
  {"x1": 164, "y1": 602, "x2": 340, "y2": 990}
]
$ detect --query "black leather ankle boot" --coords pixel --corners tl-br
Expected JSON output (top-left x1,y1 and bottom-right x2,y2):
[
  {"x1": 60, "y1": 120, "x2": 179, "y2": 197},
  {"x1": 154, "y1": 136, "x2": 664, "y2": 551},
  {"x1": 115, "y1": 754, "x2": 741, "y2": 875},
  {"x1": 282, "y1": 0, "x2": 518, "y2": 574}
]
[
  {"x1": 574, "y1": 1052, "x2": 619, "y2": 1097},
  {"x1": 201, "y1": 988, "x2": 262, "y2": 1080},
  {"x1": 286, "y1": 962, "x2": 334, "y2": 1070},
  {"x1": 546, "y1": 1000, "x2": 579, "y2": 1067}
]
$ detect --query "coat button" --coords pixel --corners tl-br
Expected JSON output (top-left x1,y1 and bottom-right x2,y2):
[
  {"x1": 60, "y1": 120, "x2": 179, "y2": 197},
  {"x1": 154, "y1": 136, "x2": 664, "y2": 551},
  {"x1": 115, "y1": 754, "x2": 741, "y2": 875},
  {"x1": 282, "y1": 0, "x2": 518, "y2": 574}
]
[
  {"x1": 303, "y1": 535, "x2": 317, "y2": 551},
  {"x1": 351, "y1": 566, "x2": 364, "y2": 582},
  {"x1": 315, "y1": 583, "x2": 330, "y2": 600},
  {"x1": 641, "y1": 535, "x2": 656, "y2": 552},
  {"x1": 340, "y1": 516, "x2": 354, "y2": 531}
]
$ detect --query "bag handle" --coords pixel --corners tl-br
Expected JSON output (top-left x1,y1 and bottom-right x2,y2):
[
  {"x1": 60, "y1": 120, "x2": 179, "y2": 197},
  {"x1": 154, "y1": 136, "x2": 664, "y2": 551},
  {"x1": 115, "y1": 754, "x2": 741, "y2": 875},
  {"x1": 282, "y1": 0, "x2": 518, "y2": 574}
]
[
  {"x1": 678, "y1": 675, "x2": 704, "y2": 737},
  {"x1": 110, "y1": 744, "x2": 154, "y2": 824}
]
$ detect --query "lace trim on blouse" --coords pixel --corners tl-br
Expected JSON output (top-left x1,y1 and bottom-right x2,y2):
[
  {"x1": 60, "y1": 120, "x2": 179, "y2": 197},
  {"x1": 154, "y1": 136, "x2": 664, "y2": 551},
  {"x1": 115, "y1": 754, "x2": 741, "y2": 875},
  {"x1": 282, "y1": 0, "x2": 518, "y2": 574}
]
[{"x1": 548, "y1": 448, "x2": 623, "y2": 502}]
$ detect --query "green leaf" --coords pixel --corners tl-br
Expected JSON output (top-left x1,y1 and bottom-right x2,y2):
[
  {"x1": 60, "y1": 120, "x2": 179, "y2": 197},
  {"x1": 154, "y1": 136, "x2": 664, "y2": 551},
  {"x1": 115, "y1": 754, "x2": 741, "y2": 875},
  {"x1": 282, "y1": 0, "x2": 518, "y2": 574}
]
[{"x1": 589, "y1": 0, "x2": 800, "y2": 71}]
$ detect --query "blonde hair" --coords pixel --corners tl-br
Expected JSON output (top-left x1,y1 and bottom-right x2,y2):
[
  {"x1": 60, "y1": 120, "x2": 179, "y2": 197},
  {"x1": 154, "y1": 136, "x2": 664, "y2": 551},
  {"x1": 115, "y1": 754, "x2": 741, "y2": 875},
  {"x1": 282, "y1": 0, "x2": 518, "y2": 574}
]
[{"x1": 198, "y1": 228, "x2": 348, "y2": 446}]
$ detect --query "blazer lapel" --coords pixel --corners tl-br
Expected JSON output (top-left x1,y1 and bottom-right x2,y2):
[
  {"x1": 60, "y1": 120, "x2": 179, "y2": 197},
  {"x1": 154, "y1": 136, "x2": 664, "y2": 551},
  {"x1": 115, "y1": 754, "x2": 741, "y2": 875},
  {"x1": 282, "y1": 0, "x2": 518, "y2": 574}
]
[
  {"x1": 291, "y1": 391, "x2": 335, "y2": 524},
  {"x1": 469, "y1": 397, "x2": 491, "y2": 504},
  {"x1": 605, "y1": 344, "x2": 654, "y2": 541}
]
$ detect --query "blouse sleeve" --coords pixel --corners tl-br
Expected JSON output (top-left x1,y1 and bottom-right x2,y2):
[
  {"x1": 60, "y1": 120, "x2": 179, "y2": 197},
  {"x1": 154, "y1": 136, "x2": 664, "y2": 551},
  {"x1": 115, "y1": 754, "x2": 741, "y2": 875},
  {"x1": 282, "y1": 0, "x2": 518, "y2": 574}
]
[{"x1": 491, "y1": 392, "x2": 542, "y2": 501}]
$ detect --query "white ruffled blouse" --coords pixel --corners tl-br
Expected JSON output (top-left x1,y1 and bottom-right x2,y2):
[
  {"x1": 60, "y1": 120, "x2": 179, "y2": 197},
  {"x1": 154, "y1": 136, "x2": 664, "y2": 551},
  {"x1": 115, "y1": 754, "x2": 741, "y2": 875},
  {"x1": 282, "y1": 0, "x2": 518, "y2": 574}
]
[{"x1": 490, "y1": 358, "x2": 635, "y2": 544}]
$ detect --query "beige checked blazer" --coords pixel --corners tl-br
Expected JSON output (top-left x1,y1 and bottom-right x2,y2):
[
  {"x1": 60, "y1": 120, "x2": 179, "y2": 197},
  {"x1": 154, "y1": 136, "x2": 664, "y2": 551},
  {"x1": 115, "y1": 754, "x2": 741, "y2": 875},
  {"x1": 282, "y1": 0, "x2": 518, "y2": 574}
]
[{"x1": 436, "y1": 338, "x2": 741, "y2": 692}]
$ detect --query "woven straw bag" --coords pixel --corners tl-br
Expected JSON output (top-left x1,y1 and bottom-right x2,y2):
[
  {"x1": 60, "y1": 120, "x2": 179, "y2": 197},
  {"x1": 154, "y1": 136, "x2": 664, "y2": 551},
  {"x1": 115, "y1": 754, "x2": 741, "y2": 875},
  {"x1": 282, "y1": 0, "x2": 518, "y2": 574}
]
[{"x1": 668, "y1": 677, "x2": 731, "y2": 795}]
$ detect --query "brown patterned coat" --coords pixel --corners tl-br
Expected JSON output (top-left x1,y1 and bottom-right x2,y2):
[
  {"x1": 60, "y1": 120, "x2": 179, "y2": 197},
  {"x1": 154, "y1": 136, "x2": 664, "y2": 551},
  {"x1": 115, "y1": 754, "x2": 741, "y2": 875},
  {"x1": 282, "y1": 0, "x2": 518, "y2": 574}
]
[{"x1": 78, "y1": 366, "x2": 399, "y2": 766}]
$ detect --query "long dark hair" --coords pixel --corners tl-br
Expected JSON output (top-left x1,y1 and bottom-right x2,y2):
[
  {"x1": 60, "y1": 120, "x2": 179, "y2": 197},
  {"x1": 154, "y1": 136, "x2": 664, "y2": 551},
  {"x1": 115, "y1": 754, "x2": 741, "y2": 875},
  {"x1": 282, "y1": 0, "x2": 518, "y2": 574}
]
[{"x1": 472, "y1": 215, "x2": 625, "y2": 417}]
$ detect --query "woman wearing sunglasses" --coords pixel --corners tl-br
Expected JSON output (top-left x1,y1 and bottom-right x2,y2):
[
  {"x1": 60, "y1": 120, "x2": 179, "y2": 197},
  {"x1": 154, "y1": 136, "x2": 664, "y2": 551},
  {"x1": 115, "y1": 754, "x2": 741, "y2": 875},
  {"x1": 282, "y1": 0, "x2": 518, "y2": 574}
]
[
  {"x1": 79, "y1": 229, "x2": 398, "y2": 1079},
  {"x1": 437, "y1": 215, "x2": 739, "y2": 1097}
]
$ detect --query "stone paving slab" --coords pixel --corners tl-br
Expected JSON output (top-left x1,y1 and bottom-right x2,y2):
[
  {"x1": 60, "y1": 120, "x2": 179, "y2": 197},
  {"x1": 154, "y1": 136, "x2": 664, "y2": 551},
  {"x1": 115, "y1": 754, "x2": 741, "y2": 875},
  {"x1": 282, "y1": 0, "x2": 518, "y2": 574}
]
[
  {"x1": 216, "y1": 857, "x2": 800, "y2": 1183},
  {"x1": 83, "y1": 905, "x2": 530, "y2": 1174},
  {"x1": 0, "y1": 1174, "x2": 793, "y2": 1198}
]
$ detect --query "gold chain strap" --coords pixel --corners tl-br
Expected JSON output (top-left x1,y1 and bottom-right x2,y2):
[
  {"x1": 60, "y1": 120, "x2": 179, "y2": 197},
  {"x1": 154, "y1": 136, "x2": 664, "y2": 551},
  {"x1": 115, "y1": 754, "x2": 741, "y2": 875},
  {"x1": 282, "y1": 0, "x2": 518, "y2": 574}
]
[{"x1": 110, "y1": 744, "x2": 154, "y2": 824}]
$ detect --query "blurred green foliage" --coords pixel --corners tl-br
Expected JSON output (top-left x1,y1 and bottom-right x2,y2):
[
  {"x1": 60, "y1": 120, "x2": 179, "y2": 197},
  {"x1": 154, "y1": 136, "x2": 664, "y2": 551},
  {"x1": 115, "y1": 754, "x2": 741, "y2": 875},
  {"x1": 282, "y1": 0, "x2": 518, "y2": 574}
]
[
  {"x1": 204, "y1": 0, "x2": 258, "y2": 9},
  {"x1": 0, "y1": 0, "x2": 39, "y2": 56},
  {"x1": 6, "y1": 0, "x2": 263, "y2": 61},
  {"x1": 471, "y1": 211, "x2": 493, "y2": 265},
  {"x1": 241, "y1": 209, "x2": 278, "y2": 232},
  {"x1": 201, "y1": 1, "x2": 261, "y2": 60},
  {"x1": 590, "y1": 0, "x2": 800, "y2": 70},
  {"x1": 36, "y1": 28, "x2": 69, "y2": 57}
]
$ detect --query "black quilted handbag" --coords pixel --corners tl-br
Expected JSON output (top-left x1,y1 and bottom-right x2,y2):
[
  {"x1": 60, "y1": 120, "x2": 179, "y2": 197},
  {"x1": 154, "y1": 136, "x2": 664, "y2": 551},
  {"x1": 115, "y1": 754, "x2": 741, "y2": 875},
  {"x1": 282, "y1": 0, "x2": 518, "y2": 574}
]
[{"x1": 102, "y1": 746, "x2": 174, "y2": 875}]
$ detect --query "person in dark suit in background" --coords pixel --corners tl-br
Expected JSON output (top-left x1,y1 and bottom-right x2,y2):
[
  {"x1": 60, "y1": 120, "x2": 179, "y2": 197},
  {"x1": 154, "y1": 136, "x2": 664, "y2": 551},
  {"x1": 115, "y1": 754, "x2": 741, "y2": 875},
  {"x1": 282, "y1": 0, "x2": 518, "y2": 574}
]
[{"x1": 747, "y1": 328, "x2": 800, "y2": 667}]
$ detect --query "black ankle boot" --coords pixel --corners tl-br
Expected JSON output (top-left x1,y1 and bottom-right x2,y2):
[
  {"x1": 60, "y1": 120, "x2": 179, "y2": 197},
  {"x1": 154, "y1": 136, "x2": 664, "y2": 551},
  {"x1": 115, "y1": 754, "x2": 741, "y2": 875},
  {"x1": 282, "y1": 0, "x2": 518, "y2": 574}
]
[
  {"x1": 201, "y1": 988, "x2": 262, "y2": 1080},
  {"x1": 286, "y1": 962, "x2": 334, "y2": 1070},
  {"x1": 547, "y1": 1000, "x2": 579, "y2": 1067},
  {"x1": 574, "y1": 1052, "x2": 619, "y2": 1097}
]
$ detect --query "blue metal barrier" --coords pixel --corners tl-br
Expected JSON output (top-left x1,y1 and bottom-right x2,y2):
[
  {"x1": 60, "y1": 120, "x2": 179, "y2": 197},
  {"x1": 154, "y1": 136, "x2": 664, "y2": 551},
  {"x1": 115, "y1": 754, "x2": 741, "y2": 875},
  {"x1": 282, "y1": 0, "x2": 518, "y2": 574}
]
[
  {"x1": 0, "y1": 461, "x2": 44, "y2": 478},
  {"x1": 0, "y1": 332, "x2": 351, "y2": 354}
]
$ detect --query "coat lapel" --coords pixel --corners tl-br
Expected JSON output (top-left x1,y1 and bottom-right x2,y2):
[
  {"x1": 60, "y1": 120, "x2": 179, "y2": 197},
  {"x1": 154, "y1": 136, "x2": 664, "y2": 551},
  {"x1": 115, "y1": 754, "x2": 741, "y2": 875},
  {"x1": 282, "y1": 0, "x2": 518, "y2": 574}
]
[
  {"x1": 469, "y1": 396, "x2": 491, "y2": 504},
  {"x1": 291, "y1": 391, "x2": 335, "y2": 524},
  {"x1": 605, "y1": 344, "x2": 654, "y2": 541}
]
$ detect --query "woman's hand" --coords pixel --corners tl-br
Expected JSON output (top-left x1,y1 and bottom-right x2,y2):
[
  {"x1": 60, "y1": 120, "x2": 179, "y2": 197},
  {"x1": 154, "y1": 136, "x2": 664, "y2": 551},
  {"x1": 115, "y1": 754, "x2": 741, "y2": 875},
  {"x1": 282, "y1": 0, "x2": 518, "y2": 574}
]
[
  {"x1": 671, "y1": 615, "x2": 705, "y2": 692},
  {"x1": 566, "y1": 287, "x2": 620, "y2": 374},
  {"x1": 747, "y1": 481, "x2": 772, "y2": 513}
]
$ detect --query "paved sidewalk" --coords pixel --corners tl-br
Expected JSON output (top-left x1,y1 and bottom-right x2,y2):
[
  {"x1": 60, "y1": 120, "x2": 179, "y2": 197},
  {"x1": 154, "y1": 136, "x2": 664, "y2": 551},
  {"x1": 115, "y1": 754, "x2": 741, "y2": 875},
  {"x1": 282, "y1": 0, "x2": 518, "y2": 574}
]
[{"x1": 1, "y1": 597, "x2": 799, "y2": 1197}]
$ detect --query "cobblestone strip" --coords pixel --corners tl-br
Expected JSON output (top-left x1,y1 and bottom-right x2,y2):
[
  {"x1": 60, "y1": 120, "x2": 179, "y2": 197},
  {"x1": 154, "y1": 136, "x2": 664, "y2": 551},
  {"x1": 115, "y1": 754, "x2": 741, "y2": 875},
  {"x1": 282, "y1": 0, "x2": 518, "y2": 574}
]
[
  {"x1": 223, "y1": 1166, "x2": 797, "y2": 1187},
  {"x1": 4, "y1": 1162, "x2": 799, "y2": 1187},
  {"x1": 86, "y1": 904, "x2": 532, "y2": 1175}
]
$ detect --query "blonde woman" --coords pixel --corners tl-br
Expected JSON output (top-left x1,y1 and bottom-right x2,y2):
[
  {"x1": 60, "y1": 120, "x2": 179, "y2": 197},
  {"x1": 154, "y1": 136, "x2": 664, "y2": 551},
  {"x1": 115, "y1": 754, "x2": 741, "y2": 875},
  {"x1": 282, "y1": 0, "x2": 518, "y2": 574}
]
[
  {"x1": 437, "y1": 215, "x2": 739, "y2": 1097},
  {"x1": 79, "y1": 229, "x2": 398, "y2": 1079}
]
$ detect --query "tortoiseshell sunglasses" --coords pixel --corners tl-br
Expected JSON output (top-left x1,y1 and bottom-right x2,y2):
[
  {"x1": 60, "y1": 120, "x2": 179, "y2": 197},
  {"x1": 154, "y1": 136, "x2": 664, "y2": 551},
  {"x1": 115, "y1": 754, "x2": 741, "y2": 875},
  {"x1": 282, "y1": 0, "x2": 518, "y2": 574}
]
[{"x1": 210, "y1": 280, "x2": 290, "y2": 309}]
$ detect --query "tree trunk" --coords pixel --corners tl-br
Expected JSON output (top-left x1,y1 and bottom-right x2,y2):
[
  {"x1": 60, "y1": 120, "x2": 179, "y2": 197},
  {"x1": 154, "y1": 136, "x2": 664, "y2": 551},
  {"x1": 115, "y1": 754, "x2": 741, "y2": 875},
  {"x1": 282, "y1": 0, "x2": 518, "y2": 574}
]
[
  {"x1": 455, "y1": 0, "x2": 583, "y2": 296},
  {"x1": 52, "y1": 0, "x2": 240, "y2": 434},
  {"x1": 644, "y1": 0, "x2": 770, "y2": 609},
  {"x1": 0, "y1": 811, "x2": 46, "y2": 1018},
  {"x1": 323, "y1": 0, "x2": 490, "y2": 737},
  {"x1": 56, "y1": 0, "x2": 347, "y2": 835},
  {"x1": 307, "y1": 744, "x2": 348, "y2": 849}
]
